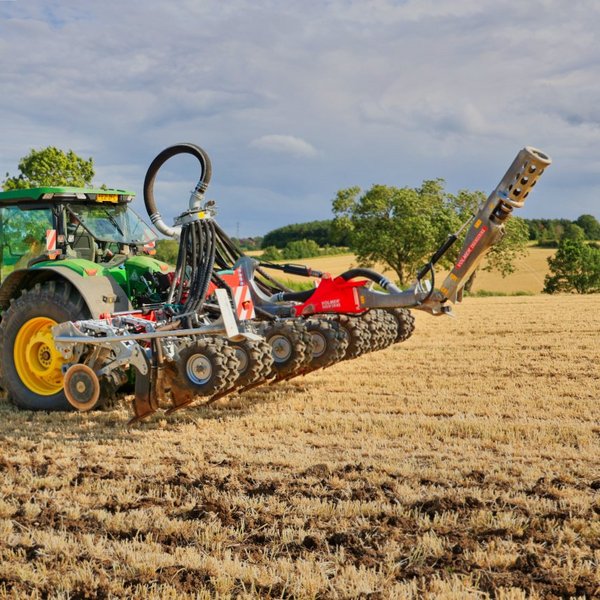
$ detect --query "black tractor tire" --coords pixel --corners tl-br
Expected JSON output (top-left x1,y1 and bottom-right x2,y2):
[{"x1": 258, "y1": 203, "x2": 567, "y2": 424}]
[
  {"x1": 305, "y1": 318, "x2": 349, "y2": 371},
  {"x1": 335, "y1": 315, "x2": 372, "y2": 360},
  {"x1": 228, "y1": 338, "x2": 274, "y2": 388},
  {"x1": 174, "y1": 337, "x2": 240, "y2": 397},
  {"x1": 261, "y1": 319, "x2": 313, "y2": 379},
  {"x1": 385, "y1": 308, "x2": 416, "y2": 343},
  {"x1": 0, "y1": 281, "x2": 90, "y2": 411}
]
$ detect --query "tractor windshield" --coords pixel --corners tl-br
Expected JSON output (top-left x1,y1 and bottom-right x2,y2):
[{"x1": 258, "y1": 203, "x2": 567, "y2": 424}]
[{"x1": 67, "y1": 203, "x2": 157, "y2": 245}]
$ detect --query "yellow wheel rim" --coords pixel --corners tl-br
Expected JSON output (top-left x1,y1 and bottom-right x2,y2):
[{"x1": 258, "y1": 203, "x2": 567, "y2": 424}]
[{"x1": 14, "y1": 317, "x2": 64, "y2": 396}]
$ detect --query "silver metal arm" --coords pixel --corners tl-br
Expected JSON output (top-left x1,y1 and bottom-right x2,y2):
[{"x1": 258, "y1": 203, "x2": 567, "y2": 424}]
[{"x1": 416, "y1": 146, "x2": 551, "y2": 315}]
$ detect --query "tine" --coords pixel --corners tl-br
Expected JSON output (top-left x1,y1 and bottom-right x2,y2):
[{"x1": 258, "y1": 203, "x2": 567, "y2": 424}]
[
  {"x1": 238, "y1": 377, "x2": 272, "y2": 393},
  {"x1": 273, "y1": 369, "x2": 307, "y2": 384},
  {"x1": 204, "y1": 387, "x2": 237, "y2": 406},
  {"x1": 128, "y1": 366, "x2": 158, "y2": 425},
  {"x1": 207, "y1": 374, "x2": 273, "y2": 407},
  {"x1": 164, "y1": 379, "x2": 196, "y2": 415},
  {"x1": 164, "y1": 401, "x2": 195, "y2": 416}
]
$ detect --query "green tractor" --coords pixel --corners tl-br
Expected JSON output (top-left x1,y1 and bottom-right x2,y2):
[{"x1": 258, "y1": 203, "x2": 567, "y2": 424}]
[{"x1": 0, "y1": 187, "x2": 172, "y2": 411}]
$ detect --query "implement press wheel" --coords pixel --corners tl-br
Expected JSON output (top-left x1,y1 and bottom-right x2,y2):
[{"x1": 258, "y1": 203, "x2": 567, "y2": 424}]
[
  {"x1": 64, "y1": 364, "x2": 101, "y2": 411},
  {"x1": 174, "y1": 337, "x2": 240, "y2": 397},
  {"x1": 228, "y1": 338, "x2": 274, "y2": 388},
  {"x1": 261, "y1": 320, "x2": 313, "y2": 379},
  {"x1": 305, "y1": 318, "x2": 349, "y2": 371}
]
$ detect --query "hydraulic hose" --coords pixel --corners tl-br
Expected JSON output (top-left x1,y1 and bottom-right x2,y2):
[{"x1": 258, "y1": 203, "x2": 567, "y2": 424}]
[
  {"x1": 339, "y1": 268, "x2": 401, "y2": 293},
  {"x1": 270, "y1": 289, "x2": 315, "y2": 303},
  {"x1": 212, "y1": 222, "x2": 290, "y2": 294},
  {"x1": 143, "y1": 143, "x2": 213, "y2": 239},
  {"x1": 165, "y1": 218, "x2": 217, "y2": 325},
  {"x1": 146, "y1": 143, "x2": 216, "y2": 322}
]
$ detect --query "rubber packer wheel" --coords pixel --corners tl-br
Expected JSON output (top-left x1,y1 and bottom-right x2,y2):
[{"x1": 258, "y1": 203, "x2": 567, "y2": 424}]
[
  {"x1": 377, "y1": 310, "x2": 399, "y2": 350},
  {"x1": 334, "y1": 315, "x2": 372, "y2": 360},
  {"x1": 228, "y1": 338, "x2": 274, "y2": 388},
  {"x1": 262, "y1": 319, "x2": 313, "y2": 379},
  {"x1": 0, "y1": 281, "x2": 90, "y2": 411},
  {"x1": 362, "y1": 309, "x2": 395, "y2": 352},
  {"x1": 174, "y1": 337, "x2": 240, "y2": 397},
  {"x1": 385, "y1": 307, "x2": 416, "y2": 343},
  {"x1": 304, "y1": 318, "x2": 349, "y2": 370}
]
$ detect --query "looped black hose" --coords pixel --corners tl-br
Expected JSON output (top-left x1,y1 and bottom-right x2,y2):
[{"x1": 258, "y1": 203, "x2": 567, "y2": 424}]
[
  {"x1": 145, "y1": 143, "x2": 216, "y2": 322},
  {"x1": 339, "y1": 268, "x2": 397, "y2": 291},
  {"x1": 143, "y1": 143, "x2": 213, "y2": 233}
]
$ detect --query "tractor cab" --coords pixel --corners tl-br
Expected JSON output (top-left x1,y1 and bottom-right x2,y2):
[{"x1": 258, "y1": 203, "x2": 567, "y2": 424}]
[{"x1": 0, "y1": 187, "x2": 157, "y2": 279}]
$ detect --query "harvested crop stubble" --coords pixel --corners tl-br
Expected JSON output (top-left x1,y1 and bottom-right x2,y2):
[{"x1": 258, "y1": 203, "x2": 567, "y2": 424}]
[{"x1": 0, "y1": 295, "x2": 599, "y2": 598}]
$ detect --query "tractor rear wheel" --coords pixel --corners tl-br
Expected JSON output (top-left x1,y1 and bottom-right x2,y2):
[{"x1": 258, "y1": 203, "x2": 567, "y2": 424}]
[{"x1": 0, "y1": 281, "x2": 90, "y2": 411}]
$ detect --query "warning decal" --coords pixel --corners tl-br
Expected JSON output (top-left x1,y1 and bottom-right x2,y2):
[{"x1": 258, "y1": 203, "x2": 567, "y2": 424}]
[{"x1": 455, "y1": 226, "x2": 488, "y2": 270}]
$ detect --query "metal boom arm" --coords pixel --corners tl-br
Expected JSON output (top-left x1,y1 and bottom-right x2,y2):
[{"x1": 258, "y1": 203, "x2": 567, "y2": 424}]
[{"x1": 416, "y1": 146, "x2": 551, "y2": 314}]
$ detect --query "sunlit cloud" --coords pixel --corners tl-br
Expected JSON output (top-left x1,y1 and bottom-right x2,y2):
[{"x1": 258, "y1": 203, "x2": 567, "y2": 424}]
[
  {"x1": 250, "y1": 135, "x2": 318, "y2": 158},
  {"x1": 0, "y1": 0, "x2": 599, "y2": 235}
]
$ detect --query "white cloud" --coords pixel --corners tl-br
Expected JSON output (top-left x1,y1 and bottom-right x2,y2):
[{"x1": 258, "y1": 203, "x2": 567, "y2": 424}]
[
  {"x1": 249, "y1": 134, "x2": 318, "y2": 158},
  {"x1": 0, "y1": 0, "x2": 599, "y2": 232}
]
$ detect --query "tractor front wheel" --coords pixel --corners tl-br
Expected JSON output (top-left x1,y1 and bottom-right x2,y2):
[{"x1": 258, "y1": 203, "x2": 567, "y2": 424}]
[{"x1": 0, "y1": 281, "x2": 89, "y2": 411}]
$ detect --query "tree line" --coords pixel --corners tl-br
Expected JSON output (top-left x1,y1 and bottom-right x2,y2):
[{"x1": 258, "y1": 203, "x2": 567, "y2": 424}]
[{"x1": 260, "y1": 215, "x2": 600, "y2": 250}]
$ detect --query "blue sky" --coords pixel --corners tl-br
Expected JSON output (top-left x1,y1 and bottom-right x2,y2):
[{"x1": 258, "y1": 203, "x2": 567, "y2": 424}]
[{"x1": 0, "y1": 1, "x2": 598, "y2": 236}]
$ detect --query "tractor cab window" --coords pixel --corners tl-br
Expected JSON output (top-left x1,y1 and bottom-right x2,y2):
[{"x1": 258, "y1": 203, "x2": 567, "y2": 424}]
[
  {"x1": 0, "y1": 206, "x2": 53, "y2": 280},
  {"x1": 66, "y1": 203, "x2": 156, "y2": 246}
]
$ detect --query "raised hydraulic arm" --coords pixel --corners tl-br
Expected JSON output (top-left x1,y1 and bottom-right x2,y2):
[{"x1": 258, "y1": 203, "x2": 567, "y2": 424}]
[{"x1": 417, "y1": 146, "x2": 552, "y2": 314}]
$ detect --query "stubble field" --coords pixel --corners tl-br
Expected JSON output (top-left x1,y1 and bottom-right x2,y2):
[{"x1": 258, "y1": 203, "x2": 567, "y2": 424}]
[{"x1": 0, "y1": 294, "x2": 598, "y2": 598}]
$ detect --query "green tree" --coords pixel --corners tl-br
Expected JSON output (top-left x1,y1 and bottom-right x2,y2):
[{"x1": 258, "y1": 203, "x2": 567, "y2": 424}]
[
  {"x1": 575, "y1": 214, "x2": 600, "y2": 240},
  {"x1": 3, "y1": 146, "x2": 95, "y2": 190},
  {"x1": 561, "y1": 223, "x2": 586, "y2": 242},
  {"x1": 332, "y1": 181, "x2": 459, "y2": 286},
  {"x1": 154, "y1": 239, "x2": 179, "y2": 265},
  {"x1": 281, "y1": 239, "x2": 321, "y2": 260},
  {"x1": 262, "y1": 219, "x2": 350, "y2": 248},
  {"x1": 544, "y1": 239, "x2": 600, "y2": 294},
  {"x1": 260, "y1": 246, "x2": 283, "y2": 261},
  {"x1": 332, "y1": 180, "x2": 529, "y2": 288}
]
